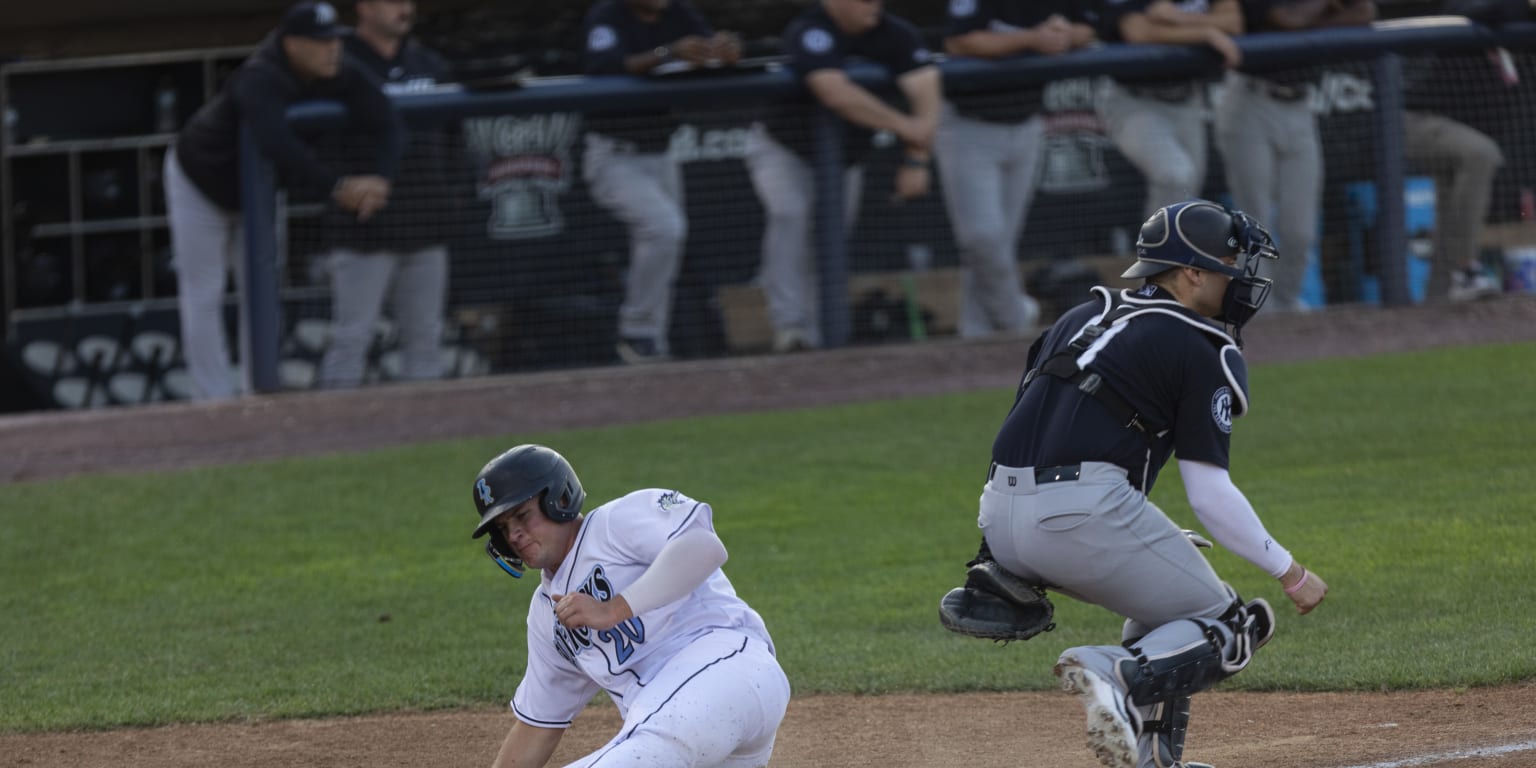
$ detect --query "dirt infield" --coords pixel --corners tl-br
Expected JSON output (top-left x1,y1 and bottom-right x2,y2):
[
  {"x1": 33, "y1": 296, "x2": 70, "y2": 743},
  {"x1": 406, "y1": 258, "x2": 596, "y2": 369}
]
[{"x1": 3, "y1": 295, "x2": 1536, "y2": 768}]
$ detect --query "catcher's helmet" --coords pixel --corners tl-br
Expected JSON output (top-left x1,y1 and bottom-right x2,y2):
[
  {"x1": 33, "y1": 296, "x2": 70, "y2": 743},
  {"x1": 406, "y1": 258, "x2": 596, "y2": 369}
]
[
  {"x1": 1122, "y1": 199, "x2": 1270, "y2": 279},
  {"x1": 1122, "y1": 199, "x2": 1279, "y2": 345},
  {"x1": 470, "y1": 444, "x2": 586, "y2": 578}
]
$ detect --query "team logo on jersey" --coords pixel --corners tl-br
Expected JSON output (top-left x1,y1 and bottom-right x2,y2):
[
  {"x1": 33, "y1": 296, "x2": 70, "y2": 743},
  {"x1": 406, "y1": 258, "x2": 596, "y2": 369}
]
[
  {"x1": 658, "y1": 490, "x2": 686, "y2": 512},
  {"x1": 949, "y1": 0, "x2": 977, "y2": 17},
  {"x1": 802, "y1": 27, "x2": 834, "y2": 54},
  {"x1": 551, "y1": 565, "x2": 648, "y2": 665},
  {"x1": 914, "y1": 48, "x2": 933, "y2": 64},
  {"x1": 588, "y1": 25, "x2": 617, "y2": 52},
  {"x1": 313, "y1": 2, "x2": 338, "y2": 25},
  {"x1": 1211, "y1": 386, "x2": 1234, "y2": 434},
  {"x1": 465, "y1": 112, "x2": 580, "y2": 240},
  {"x1": 476, "y1": 478, "x2": 495, "y2": 506}
]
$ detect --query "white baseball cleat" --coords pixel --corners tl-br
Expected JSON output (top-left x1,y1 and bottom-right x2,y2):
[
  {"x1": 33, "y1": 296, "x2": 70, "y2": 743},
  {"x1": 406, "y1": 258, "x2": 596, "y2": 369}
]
[{"x1": 1056, "y1": 653, "x2": 1140, "y2": 768}]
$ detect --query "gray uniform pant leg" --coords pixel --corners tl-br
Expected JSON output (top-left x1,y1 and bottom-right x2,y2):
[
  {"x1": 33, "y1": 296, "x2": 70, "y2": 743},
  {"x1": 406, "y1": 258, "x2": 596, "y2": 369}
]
[
  {"x1": 583, "y1": 134, "x2": 687, "y2": 350},
  {"x1": 934, "y1": 107, "x2": 1043, "y2": 338},
  {"x1": 1214, "y1": 73, "x2": 1322, "y2": 310},
  {"x1": 743, "y1": 124, "x2": 862, "y2": 346},
  {"x1": 980, "y1": 462, "x2": 1238, "y2": 768},
  {"x1": 1098, "y1": 82, "x2": 1208, "y2": 219},
  {"x1": 319, "y1": 245, "x2": 447, "y2": 387},
  {"x1": 1403, "y1": 110, "x2": 1504, "y2": 300},
  {"x1": 390, "y1": 245, "x2": 448, "y2": 381},
  {"x1": 164, "y1": 147, "x2": 245, "y2": 401},
  {"x1": 978, "y1": 462, "x2": 1231, "y2": 628}
]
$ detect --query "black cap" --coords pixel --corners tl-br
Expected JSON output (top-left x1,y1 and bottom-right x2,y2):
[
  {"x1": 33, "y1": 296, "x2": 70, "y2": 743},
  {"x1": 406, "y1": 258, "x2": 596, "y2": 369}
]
[{"x1": 279, "y1": 1, "x2": 342, "y2": 40}]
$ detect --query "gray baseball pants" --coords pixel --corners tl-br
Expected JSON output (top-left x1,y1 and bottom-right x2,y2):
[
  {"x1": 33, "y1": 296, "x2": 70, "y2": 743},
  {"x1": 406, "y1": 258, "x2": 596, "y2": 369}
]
[
  {"x1": 1214, "y1": 72, "x2": 1323, "y2": 311},
  {"x1": 318, "y1": 245, "x2": 448, "y2": 387},
  {"x1": 1097, "y1": 81, "x2": 1209, "y2": 219},
  {"x1": 1404, "y1": 110, "x2": 1504, "y2": 300},
  {"x1": 743, "y1": 123, "x2": 863, "y2": 347},
  {"x1": 582, "y1": 132, "x2": 686, "y2": 351},
  {"x1": 934, "y1": 105, "x2": 1043, "y2": 338},
  {"x1": 163, "y1": 147, "x2": 249, "y2": 401},
  {"x1": 978, "y1": 461, "x2": 1239, "y2": 768}
]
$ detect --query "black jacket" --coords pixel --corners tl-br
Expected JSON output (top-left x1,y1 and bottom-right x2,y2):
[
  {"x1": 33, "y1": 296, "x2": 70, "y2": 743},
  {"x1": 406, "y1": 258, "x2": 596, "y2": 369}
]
[
  {"x1": 318, "y1": 33, "x2": 461, "y2": 251},
  {"x1": 174, "y1": 33, "x2": 405, "y2": 212}
]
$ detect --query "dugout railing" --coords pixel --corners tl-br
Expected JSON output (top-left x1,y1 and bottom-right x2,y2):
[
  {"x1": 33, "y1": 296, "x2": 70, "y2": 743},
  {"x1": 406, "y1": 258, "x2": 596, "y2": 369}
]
[{"x1": 127, "y1": 18, "x2": 1536, "y2": 393}]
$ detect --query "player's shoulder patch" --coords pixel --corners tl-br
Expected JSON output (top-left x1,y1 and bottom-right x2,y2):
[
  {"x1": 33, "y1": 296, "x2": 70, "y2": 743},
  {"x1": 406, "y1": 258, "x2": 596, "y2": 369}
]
[
  {"x1": 949, "y1": 0, "x2": 978, "y2": 18},
  {"x1": 587, "y1": 25, "x2": 617, "y2": 52},
  {"x1": 801, "y1": 26, "x2": 835, "y2": 55},
  {"x1": 656, "y1": 489, "x2": 690, "y2": 512},
  {"x1": 1210, "y1": 386, "x2": 1234, "y2": 434},
  {"x1": 913, "y1": 47, "x2": 933, "y2": 64}
]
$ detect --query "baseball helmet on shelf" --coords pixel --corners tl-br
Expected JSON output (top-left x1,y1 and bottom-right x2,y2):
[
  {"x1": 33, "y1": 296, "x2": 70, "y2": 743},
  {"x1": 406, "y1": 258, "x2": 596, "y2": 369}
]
[
  {"x1": 471, "y1": 444, "x2": 586, "y2": 578},
  {"x1": 1121, "y1": 199, "x2": 1279, "y2": 342}
]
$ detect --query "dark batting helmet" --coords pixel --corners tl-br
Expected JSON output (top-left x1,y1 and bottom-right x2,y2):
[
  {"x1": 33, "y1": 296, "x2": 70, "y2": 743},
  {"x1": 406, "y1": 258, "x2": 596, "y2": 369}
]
[
  {"x1": 470, "y1": 444, "x2": 586, "y2": 578},
  {"x1": 1121, "y1": 199, "x2": 1279, "y2": 345}
]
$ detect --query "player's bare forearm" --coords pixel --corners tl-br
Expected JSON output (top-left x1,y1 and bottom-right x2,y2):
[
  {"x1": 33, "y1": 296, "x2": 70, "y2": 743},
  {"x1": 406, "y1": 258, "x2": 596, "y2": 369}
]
[
  {"x1": 806, "y1": 69, "x2": 925, "y2": 146},
  {"x1": 946, "y1": 28, "x2": 1052, "y2": 57},
  {"x1": 896, "y1": 66, "x2": 942, "y2": 153},
  {"x1": 493, "y1": 721, "x2": 565, "y2": 768}
]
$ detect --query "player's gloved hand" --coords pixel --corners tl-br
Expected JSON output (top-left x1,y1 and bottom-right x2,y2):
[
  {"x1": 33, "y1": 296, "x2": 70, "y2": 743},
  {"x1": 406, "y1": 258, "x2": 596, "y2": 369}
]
[
  {"x1": 550, "y1": 592, "x2": 634, "y2": 631},
  {"x1": 1280, "y1": 562, "x2": 1328, "y2": 615}
]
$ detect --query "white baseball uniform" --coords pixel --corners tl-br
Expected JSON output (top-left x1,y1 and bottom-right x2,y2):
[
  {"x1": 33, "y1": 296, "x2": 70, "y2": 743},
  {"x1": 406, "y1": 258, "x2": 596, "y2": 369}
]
[{"x1": 511, "y1": 489, "x2": 790, "y2": 768}]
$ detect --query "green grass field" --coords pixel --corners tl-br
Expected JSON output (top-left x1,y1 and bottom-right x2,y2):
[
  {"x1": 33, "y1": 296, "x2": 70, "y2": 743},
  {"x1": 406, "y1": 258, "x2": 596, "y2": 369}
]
[{"x1": 2, "y1": 341, "x2": 1534, "y2": 733}]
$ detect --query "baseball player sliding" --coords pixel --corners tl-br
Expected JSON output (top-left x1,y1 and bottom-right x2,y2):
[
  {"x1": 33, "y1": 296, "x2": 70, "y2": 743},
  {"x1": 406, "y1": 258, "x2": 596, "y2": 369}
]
[
  {"x1": 941, "y1": 200, "x2": 1328, "y2": 768},
  {"x1": 470, "y1": 445, "x2": 789, "y2": 768}
]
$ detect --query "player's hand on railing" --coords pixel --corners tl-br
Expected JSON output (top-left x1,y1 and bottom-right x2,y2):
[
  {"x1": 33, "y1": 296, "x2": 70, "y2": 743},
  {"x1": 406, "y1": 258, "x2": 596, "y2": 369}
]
[
  {"x1": 707, "y1": 32, "x2": 743, "y2": 66},
  {"x1": 671, "y1": 35, "x2": 715, "y2": 65},
  {"x1": 1205, "y1": 29, "x2": 1242, "y2": 68},
  {"x1": 550, "y1": 592, "x2": 634, "y2": 631},
  {"x1": 1030, "y1": 16, "x2": 1074, "y2": 56}
]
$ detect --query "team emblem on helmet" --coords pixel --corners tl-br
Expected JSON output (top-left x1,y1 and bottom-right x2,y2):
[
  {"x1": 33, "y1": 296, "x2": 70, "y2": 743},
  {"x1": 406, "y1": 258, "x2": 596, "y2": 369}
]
[{"x1": 476, "y1": 478, "x2": 494, "y2": 507}]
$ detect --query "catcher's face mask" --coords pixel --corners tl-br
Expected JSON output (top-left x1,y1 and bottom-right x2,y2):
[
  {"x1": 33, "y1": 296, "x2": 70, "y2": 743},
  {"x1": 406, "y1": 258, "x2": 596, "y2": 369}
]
[{"x1": 1213, "y1": 210, "x2": 1278, "y2": 347}]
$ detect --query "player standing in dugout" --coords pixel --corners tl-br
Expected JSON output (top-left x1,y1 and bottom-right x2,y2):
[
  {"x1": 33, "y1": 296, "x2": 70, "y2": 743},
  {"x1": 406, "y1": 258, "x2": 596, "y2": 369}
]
[{"x1": 165, "y1": 0, "x2": 403, "y2": 401}]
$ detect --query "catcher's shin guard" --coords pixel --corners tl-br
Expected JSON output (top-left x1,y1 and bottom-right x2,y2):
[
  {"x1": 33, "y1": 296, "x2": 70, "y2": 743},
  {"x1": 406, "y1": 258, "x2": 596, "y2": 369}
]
[
  {"x1": 1138, "y1": 695, "x2": 1192, "y2": 768},
  {"x1": 1120, "y1": 594, "x2": 1277, "y2": 705},
  {"x1": 939, "y1": 560, "x2": 1055, "y2": 642}
]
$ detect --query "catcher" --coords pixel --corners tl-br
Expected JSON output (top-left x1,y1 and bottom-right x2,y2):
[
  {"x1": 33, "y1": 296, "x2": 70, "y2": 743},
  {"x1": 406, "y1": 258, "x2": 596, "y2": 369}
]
[{"x1": 940, "y1": 200, "x2": 1329, "y2": 768}]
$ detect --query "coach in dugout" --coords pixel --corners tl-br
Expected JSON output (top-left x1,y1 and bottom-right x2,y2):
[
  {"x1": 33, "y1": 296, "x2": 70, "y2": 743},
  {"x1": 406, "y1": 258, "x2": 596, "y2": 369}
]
[
  {"x1": 316, "y1": 0, "x2": 455, "y2": 388},
  {"x1": 164, "y1": 0, "x2": 404, "y2": 401}
]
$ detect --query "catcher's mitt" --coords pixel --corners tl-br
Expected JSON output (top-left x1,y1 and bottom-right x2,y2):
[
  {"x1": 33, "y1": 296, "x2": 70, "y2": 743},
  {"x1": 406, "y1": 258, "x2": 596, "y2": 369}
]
[{"x1": 939, "y1": 560, "x2": 1055, "y2": 642}]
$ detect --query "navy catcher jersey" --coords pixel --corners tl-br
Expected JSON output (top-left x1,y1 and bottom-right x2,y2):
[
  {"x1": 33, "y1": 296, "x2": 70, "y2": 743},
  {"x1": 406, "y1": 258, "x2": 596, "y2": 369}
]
[
  {"x1": 945, "y1": 0, "x2": 1090, "y2": 122},
  {"x1": 992, "y1": 284, "x2": 1247, "y2": 492},
  {"x1": 583, "y1": 0, "x2": 714, "y2": 151},
  {"x1": 766, "y1": 4, "x2": 934, "y2": 164}
]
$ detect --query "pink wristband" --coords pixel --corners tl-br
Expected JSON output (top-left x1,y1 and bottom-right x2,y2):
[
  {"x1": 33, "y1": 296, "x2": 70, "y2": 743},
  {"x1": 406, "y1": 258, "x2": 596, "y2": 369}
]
[{"x1": 1283, "y1": 568, "x2": 1310, "y2": 596}]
